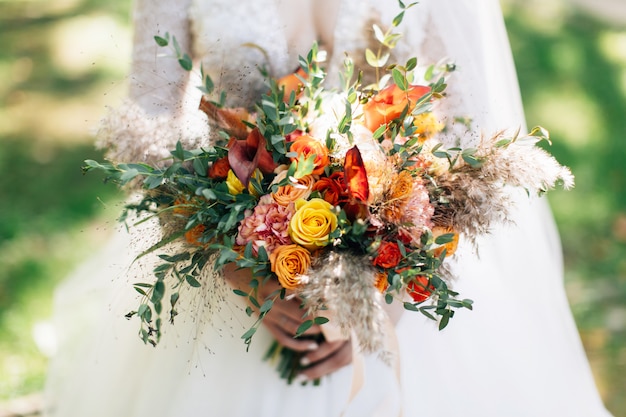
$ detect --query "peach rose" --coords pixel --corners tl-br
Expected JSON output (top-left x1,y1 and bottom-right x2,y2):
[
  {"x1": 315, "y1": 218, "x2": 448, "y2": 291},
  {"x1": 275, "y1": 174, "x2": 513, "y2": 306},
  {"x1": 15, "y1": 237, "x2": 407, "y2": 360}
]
[
  {"x1": 271, "y1": 172, "x2": 315, "y2": 206},
  {"x1": 276, "y1": 68, "x2": 307, "y2": 102},
  {"x1": 289, "y1": 198, "x2": 338, "y2": 250},
  {"x1": 270, "y1": 244, "x2": 311, "y2": 289},
  {"x1": 362, "y1": 84, "x2": 431, "y2": 132},
  {"x1": 289, "y1": 135, "x2": 329, "y2": 176}
]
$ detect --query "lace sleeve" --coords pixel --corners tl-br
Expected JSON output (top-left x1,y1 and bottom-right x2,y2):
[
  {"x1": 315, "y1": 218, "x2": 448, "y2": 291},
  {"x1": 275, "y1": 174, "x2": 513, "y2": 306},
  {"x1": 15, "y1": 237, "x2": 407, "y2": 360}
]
[{"x1": 96, "y1": 0, "x2": 209, "y2": 165}]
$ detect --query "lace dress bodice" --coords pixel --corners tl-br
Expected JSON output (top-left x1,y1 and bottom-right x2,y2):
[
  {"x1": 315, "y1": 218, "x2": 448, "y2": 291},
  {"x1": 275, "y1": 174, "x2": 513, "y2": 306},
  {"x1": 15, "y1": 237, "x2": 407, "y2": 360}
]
[{"x1": 99, "y1": 0, "x2": 524, "y2": 168}]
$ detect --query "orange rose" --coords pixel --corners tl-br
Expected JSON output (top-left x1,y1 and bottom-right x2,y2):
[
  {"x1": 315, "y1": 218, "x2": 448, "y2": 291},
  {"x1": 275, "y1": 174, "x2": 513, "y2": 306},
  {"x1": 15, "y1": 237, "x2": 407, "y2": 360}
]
[
  {"x1": 390, "y1": 171, "x2": 414, "y2": 201},
  {"x1": 312, "y1": 172, "x2": 348, "y2": 206},
  {"x1": 432, "y1": 226, "x2": 460, "y2": 258},
  {"x1": 362, "y1": 84, "x2": 431, "y2": 132},
  {"x1": 208, "y1": 156, "x2": 230, "y2": 179},
  {"x1": 270, "y1": 244, "x2": 311, "y2": 289},
  {"x1": 373, "y1": 241, "x2": 402, "y2": 269},
  {"x1": 272, "y1": 172, "x2": 315, "y2": 206},
  {"x1": 406, "y1": 275, "x2": 434, "y2": 303},
  {"x1": 276, "y1": 67, "x2": 307, "y2": 102},
  {"x1": 374, "y1": 272, "x2": 390, "y2": 294},
  {"x1": 289, "y1": 135, "x2": 329, "y2": 176}
]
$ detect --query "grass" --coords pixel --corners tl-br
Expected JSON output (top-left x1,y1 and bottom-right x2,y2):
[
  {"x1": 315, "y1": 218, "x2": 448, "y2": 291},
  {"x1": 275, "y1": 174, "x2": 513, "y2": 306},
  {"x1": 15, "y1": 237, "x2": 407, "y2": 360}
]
[{"x1": 0, "y1": 0, "x2": 624, "y2": 415}]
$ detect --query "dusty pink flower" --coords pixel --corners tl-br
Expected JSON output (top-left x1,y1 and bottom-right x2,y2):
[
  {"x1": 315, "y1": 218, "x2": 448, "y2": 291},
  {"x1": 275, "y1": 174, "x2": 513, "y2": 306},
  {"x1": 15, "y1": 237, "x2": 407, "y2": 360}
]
[
  {"x1": 236, "y1": 195, "x2": 294, "y2": 255},
  {"x1": 398, "y1": 176, "x2": 434, "y2": 243}
]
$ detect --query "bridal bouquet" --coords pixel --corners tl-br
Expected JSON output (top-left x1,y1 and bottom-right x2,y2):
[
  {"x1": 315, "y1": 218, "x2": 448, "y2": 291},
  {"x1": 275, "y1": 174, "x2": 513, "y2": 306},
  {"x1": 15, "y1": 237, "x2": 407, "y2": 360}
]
[{"x1": 84, "y1": 2, "x2": 573, "y2": 382}]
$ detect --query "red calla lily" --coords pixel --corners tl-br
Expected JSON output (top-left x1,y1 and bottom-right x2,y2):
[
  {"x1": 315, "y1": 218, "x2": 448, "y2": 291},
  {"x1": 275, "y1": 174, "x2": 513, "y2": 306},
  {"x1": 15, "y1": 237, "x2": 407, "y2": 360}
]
[{"x1": 227, "y1": 128, "x2": 277, "y2": 187}]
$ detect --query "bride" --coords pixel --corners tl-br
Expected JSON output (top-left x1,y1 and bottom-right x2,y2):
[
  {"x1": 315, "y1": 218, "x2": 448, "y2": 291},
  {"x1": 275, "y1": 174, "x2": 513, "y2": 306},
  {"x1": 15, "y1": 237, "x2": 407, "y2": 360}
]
[{"x1": 43, "y1": 0, "x2": 613, "y2": 416}]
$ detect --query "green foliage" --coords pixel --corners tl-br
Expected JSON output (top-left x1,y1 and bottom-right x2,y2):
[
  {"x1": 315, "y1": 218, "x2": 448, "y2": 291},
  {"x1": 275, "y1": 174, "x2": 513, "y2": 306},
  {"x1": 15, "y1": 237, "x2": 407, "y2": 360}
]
[{"x1": 1, "y1": 2, "x2": 624, "y2": 415}]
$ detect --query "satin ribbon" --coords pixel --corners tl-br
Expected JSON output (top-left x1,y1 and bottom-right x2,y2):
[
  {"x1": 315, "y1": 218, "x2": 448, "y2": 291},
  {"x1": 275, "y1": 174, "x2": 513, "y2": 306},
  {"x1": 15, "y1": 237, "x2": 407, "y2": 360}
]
[{"x1": 321, "y1": 311, "x2": 403, "y2": 417}]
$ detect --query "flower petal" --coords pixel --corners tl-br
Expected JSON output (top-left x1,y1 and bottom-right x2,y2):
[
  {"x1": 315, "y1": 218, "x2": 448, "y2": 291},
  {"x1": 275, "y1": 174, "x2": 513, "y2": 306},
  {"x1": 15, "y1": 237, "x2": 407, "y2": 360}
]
[
  {"x1": 344, "y1": 146, "x2": 369, "y2": 202},
  {"x1": 199, "y1": 96, "x2": 249, "y2": 140}
]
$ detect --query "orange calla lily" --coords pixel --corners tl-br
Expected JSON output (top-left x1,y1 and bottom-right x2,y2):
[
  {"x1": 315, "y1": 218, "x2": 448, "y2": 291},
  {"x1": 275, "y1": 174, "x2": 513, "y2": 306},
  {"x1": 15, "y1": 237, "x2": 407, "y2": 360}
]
[{"x1": 344, "y1": 146, "x2": 369, "y2": 203}]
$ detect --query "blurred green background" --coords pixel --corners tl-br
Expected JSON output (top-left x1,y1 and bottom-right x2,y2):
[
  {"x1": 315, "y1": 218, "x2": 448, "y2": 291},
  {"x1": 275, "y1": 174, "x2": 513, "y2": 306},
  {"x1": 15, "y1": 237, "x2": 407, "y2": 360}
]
[{"x1": 0, "y1": 0, "x2": 624, "y2": 415}]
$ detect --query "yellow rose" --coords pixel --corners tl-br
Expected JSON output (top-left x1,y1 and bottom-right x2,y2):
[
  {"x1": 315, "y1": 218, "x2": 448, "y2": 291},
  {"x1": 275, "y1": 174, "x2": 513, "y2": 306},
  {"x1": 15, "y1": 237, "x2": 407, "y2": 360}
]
[
  {"x1": 226, "y1": 169, "x2": 263, "y2": 196},
  {"x1": 289, "y1": 198, "x2": 338, "y2": 250},
  {"x1": 270, "y1": 244, "x2": 311, "y2": 289}
]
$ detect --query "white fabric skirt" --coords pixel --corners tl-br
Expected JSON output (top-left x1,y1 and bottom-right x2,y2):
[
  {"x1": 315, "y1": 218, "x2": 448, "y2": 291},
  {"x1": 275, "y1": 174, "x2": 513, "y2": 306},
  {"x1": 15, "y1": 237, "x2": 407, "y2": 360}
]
[{"x1": 43, "y1": 195, "x2": 612, "y2": 417}]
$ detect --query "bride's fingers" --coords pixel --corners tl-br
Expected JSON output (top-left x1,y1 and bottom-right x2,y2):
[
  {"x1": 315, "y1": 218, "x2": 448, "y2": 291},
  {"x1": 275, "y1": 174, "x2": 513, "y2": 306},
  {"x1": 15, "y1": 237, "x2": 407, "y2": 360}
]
[
  {"x1": 298, "y1": 339, "x2": 352, "y2": 380},
  {"x1": 260, "y1": 295, "x2": 321, "y2": 336},
  {"x1": 263, "y1": 320, "x2": 322, "y2": 352},
  {"x1": 263, "y1": 308, "x2": 321, "y2": 337}
]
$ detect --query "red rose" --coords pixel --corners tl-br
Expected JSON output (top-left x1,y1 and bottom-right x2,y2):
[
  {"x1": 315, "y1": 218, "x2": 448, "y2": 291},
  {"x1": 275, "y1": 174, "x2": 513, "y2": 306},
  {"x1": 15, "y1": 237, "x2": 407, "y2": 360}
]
[
  {"x1": 208, "y1": 156, "x2": 230, "y2": 179},
  {"x1": 312, "y1": 172, "x2": 348, "y2": 206},
  {"x1": 406, "y1": 275, "x2": 434, "y2": 303},
  {"x1": 373, "y1": 241, "x2": 402, "y2": 269}
]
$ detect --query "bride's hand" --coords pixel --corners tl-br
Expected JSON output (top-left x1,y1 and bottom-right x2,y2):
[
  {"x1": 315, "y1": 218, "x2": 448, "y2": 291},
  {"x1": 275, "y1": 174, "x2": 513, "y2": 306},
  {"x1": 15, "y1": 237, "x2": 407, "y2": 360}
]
[
  {"x1": 297, "y1": 337, "x2": 352, "y2": 382},
  {"x1": 257, "y1": 279, "x2": 324, "y2": 353},
  {"x1": 222, "y1": 263, "x2": 322, "y2": 352}
]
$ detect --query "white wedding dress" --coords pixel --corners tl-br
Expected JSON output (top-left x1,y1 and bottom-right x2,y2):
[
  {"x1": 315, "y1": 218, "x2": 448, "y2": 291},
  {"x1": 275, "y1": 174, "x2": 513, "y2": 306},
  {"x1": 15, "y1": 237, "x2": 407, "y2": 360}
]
[{"x1": 43, "y1": 0, "x2": 613, "y2": 416}]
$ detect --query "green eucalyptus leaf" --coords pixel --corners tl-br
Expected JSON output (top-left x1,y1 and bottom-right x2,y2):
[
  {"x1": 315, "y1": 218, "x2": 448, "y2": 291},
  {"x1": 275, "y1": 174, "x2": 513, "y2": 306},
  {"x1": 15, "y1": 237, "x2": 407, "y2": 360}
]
[
  {"x1": 392, "y1": 11, "x2": 405, "y2": 27},
  {"x1": 170, "y1": 292, "x2": 180, "y2": 307},
  {"x1": 241, "y1": 327, "x2": 257, "y2": 341},
  {"x1": 154, "y1": 35, "x2": 168, "y2": 47},
  {"x1": 392, "y1": 68, "x2": 408, "y2": 91},
  {"x1": 372, "y1": 24, "x2": 385, "y2": 44},
  {"x1": 185, "y1": 275, "x2": 201, "y2": 288},
  {"x1": 134, "y1": 287, "x2": 147, "y2": 296},
  {"x1": 192, "y1": 158, "x2": 208, "y2": 176},
  {"x1": 435, "y1": 233, "x2": 455, "y2": 244},
  {"x1": 403, "y1": 302, "x2": 420, "y2": 312},
  {"x1": 406, "y1": 58, "x2": 418, "y2": 72},
  {"x1": 295, "y1": 320, "x2": 313, "y2": 337},
  {"x1": 152, "y1": 280, "x2": 165, "y2": 302},
  {"x1": 438, "y1": 312, "x2": 451, "y2": 330},
  {"x1": 259, "y1": 299, "x2": 274, "y2": 314}
]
